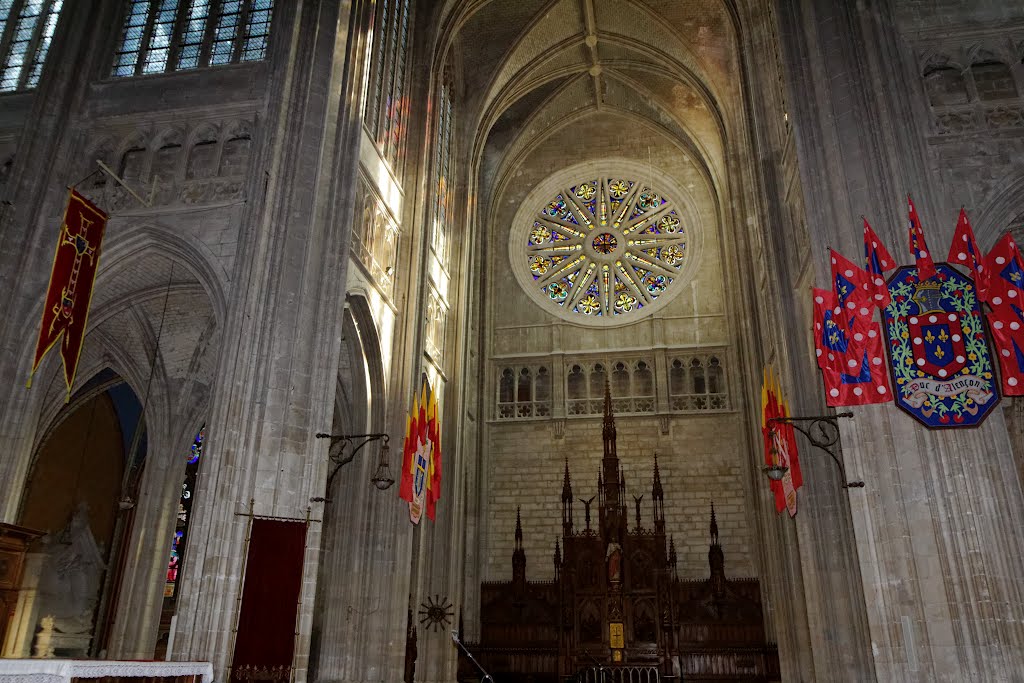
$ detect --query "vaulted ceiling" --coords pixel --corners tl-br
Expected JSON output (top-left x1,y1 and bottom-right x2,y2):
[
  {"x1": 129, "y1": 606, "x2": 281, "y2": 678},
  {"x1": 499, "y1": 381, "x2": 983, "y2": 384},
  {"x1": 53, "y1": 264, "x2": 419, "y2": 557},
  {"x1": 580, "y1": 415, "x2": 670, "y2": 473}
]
[{"x1": 435, "y1": 0, "x2": 743, "y2": 208}]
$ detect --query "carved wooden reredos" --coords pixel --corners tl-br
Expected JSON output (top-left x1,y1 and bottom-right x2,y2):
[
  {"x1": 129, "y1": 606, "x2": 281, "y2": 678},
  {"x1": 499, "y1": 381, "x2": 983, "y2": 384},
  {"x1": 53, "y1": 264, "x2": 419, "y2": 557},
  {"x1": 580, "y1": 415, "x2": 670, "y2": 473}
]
[{"x1": 460, "y1": 386, "x2": 780, "y2": 683}]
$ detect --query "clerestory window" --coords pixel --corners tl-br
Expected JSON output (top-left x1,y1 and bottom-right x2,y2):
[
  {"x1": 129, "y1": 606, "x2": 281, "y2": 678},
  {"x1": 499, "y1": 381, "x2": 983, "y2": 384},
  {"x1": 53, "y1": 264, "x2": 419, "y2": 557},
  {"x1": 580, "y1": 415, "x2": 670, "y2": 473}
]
[
  {"x1": 364, "y1": 0, "x2": 412, "y2": 172},
  {"x1": 0, "y1": 0, "x2": 64, "y2": 92},
  {"x1": 111, "y1": 0, "x2": 273, "y2": 79}
]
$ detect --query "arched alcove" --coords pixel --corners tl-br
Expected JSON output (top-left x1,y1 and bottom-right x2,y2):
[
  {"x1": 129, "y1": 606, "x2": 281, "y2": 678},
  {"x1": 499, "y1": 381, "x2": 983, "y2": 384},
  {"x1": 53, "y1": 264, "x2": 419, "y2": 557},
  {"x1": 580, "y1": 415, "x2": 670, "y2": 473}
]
[{"x1": 14, "y1": 374, "x2": 145, "y2": 659}]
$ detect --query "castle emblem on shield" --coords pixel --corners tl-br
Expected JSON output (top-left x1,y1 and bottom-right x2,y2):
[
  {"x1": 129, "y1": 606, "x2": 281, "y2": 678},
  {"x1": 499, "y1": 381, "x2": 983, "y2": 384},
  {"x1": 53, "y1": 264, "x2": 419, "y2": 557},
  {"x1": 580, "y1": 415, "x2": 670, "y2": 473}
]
[{"x1": 883, "y1": 264, "x2": 997, "y2": 428}]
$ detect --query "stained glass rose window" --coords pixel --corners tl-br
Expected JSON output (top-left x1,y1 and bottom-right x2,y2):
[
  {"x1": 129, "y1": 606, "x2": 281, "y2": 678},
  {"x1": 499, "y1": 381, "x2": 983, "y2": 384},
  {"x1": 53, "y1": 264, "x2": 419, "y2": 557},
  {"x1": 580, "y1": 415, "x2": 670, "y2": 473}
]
[{"x1": 514, "y1": 176, "x2": 690, "y2": 323}]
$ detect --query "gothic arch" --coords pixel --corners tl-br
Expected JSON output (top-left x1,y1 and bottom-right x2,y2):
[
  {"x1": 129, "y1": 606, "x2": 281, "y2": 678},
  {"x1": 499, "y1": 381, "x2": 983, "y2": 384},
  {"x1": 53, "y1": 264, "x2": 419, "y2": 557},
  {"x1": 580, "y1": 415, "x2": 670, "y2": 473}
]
[{"x1": 975, "y1": 173, "x2": 1024, "y2": 248}]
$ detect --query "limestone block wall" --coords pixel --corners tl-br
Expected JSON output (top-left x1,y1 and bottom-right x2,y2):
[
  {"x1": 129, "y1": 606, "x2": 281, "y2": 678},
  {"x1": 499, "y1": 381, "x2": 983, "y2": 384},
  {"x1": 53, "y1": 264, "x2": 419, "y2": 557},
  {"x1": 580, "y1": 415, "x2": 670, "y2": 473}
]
[{"x1": 484, "y1": 412, "x2": 753, "y2": 583}]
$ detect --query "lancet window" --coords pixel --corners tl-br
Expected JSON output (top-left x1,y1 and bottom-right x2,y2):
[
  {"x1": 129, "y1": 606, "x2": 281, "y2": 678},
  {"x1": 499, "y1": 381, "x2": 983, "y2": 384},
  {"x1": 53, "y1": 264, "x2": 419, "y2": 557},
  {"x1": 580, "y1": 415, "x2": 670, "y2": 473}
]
[
  {"x1": 111, "y1": 0, "x2": 274, "y2": 78},
  {"x1": 0, "y1": 0, "x2": 63, "y2": 92},
  {"x1": 164, "y1": 426, "x2": 204, "y2": 599},
  {"x1": 431, "y1": 74, "x2": 455, "y2": 267},
  {"x1": 364, "y1": 0, "x2": 412, "y2": 171}
]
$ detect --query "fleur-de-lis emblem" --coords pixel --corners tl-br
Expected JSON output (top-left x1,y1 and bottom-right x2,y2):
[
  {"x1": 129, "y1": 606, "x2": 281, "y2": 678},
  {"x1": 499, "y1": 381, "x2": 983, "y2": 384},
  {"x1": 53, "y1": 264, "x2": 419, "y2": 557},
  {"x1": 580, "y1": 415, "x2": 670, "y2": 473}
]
[
  {"x1": 938, "y1": 329, "x2": 949, "y2": 342},
  {"x1": 1013, "y1": 271, "x2": 1022, "y2": 283},
  {"x1": 828, "y1": 332, "x2": 839, "y2": 345},
  {"x1": 934, "y1": 345, "x2": 945, "y2": 359},
  {"x1": 925, "y1": 330, "x2": 935, "y2": 343}
]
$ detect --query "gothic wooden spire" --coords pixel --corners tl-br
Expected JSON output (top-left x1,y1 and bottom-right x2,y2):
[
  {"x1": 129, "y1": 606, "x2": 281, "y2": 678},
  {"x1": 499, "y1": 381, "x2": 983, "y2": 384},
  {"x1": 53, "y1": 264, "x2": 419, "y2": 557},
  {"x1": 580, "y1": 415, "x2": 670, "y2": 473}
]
[
  {"x1": 652, "y1": 453, "x2": 665, "y2": 534},
  {"x1": 561, "y1": 459, "x2": 573, "y2": 535},
  {"x1": 512, "y1": 506, "x2": 526, "y2": 584},
  {"x1": 553, "y1": 539, "x2": 562, "y2": 579},
  {"x1": 562, "y1": 458, "x2": 573, "y2": 502},
  {"x1": 602, "y1": 379, "x2": 617, "y2": 459},
  {"x1": 708, "y1": 502, "x2": 725, "y2": 596}
]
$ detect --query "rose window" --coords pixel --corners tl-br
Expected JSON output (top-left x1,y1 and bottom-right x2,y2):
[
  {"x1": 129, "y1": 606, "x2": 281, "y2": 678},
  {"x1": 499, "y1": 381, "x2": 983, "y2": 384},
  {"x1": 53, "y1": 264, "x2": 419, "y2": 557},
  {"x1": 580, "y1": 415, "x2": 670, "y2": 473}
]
[{"x1": 520, "y1": 176, "x2": 689, "y2": 320}]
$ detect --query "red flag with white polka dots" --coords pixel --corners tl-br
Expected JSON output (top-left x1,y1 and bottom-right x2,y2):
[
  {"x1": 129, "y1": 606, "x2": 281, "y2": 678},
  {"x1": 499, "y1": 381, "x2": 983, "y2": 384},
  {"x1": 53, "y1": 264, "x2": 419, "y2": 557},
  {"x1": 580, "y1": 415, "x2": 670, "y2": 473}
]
[
  {"x1": 863, "y1": 218, "x2": 895, "y2": 308},
  {"x1": 987, "y1": 307, "x2": 1024, "y2": 395},
  {"x1": 908, "y1": 196, "x2": 937, "y2": 281},
  {"x1": 948, "y1": 208, "x2": 989, "y2": 303},
  {"x1": 820, "y1": 321, "x2": 892, "y2": 406},
  {"x1": 813, "y1": 288, "x2": 868, "y2": 371},
  {"x1": 985, "y1": 233, "x2": 1024, "y2": 309}
]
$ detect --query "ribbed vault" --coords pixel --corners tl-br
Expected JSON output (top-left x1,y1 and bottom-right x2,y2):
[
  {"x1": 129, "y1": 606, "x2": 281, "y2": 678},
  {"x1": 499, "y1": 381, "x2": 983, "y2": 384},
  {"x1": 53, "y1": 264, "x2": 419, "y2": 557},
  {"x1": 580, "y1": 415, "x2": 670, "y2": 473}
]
[{"x1": 432, "y1": 0, "x2": 741, "y2": 221}]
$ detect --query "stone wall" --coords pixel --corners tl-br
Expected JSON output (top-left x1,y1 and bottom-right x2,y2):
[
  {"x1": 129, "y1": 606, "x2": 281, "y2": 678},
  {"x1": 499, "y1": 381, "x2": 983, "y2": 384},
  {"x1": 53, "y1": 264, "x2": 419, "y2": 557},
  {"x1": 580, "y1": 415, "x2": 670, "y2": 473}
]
[{"x1": 484, "y1": 413, "x2": 753, "y2": 583}]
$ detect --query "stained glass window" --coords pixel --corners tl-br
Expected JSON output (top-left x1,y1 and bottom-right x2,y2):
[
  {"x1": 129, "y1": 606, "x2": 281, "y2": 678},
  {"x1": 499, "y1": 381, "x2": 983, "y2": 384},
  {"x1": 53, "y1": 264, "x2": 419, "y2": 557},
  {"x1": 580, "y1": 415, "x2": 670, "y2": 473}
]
[
  {"x1": 0, "y1": 0, "x2": 63, "y2": 92},
  {"x1": 112, "y1": 0, "x2": 273, "y2": 78},
  {"x1": 165, "y1": 426, "x2": 204, "y2": 598},
  {"x1": 431, "y1": 81, "x2": 454, "y2": 265},
  {"x1": 364, "y1": 0, "x2": 412, "y2": 171},
  {"x1": 518, "y1": 177, "x2": 689, "y2": 321}
]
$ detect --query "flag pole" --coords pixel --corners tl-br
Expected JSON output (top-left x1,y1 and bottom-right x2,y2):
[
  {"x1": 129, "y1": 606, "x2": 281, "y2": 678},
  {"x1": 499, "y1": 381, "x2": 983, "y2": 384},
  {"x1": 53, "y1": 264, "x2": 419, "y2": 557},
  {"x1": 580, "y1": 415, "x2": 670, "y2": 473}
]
[{"x1": 96, "y1": 160, "x2": 157, "y2": 208}]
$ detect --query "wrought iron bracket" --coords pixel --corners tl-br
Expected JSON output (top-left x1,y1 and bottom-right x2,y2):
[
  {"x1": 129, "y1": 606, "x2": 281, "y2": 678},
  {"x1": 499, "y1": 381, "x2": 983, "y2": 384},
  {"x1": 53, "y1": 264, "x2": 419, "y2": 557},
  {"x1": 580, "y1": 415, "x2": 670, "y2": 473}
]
[
  {"x1": 768, "y1": 412, "x2": 864, "y2": 489},
  {"x1": 314, "y1": 432, "x2": 392, "y2": 491}
]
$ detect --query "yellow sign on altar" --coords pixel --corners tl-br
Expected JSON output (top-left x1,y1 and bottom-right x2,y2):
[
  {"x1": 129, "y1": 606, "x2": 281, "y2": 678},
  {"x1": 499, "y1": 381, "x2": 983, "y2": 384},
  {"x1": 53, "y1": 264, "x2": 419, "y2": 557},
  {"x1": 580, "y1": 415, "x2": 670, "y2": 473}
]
[{"x1": 609, "y1": 622, "x2": 624, "y2": 648}]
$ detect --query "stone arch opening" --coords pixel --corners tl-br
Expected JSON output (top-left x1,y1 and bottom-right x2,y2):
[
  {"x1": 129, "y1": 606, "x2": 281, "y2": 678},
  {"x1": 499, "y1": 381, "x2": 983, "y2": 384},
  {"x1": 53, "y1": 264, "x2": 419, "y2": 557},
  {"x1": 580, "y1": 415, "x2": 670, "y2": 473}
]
[{"x1": 10, "y1": 372, "x2": 145, "y2": 659}]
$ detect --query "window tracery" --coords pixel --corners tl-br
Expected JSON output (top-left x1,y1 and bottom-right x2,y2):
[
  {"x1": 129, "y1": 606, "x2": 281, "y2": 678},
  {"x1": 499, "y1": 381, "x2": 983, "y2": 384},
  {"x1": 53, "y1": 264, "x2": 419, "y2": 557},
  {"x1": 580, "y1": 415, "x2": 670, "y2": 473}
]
[
  {"x1": 0, "y1": 0, "x2": 63, "y2": 92},
  {"x1": 515, "y1": 176, "x2": 690, "y2": 323},
  {"x1": 497, "y1": 365, "x2": 552, "y2": 419},
  {"x1": 365, "y1": 0, "x2": 412, "y2": 172},
  {"x1": 566, "y1": 359, "x2": 656, "y2": 416},
  {"x1": 352, "y1": 177, "x2": 400, "y2": 299},
  {"x1": 669, "y1": 355, "x2": 727, "y2": 411},
  {"x1": 495, "y1": 352, "x2": 728, "y2": 420},
  {"x1": 431, "y1": 76, "x2": 455, "y2": 267},
  {"x1": 111, "y1": 0, "x2": 273, "y2": 78}
]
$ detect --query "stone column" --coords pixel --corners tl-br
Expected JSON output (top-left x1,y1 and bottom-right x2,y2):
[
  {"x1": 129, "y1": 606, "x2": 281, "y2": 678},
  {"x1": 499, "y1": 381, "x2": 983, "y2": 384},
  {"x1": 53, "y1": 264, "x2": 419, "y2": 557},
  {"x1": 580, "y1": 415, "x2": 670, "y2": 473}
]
[
  {"x1": 169, "y1": 2, "x2": 370, "y2": 680},
  {"x1": 778, "y1": 2, "x2": 1024, "y2": 679}
]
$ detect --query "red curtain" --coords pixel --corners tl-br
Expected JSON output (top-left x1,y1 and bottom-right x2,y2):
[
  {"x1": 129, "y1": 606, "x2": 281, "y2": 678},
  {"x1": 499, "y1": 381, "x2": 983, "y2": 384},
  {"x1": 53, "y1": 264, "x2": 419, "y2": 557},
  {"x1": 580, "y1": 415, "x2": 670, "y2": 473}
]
[{"x1": 230, "y1": 519, "x2": 307, "y2": 683}]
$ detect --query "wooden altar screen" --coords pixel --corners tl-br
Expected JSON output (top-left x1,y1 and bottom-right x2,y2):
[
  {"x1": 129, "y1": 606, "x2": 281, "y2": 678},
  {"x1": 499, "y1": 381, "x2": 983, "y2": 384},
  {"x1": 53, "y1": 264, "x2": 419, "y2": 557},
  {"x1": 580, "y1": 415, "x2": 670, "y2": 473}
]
[{"x1": 460, "y1": 392, "x2": 780, "y2": 682}]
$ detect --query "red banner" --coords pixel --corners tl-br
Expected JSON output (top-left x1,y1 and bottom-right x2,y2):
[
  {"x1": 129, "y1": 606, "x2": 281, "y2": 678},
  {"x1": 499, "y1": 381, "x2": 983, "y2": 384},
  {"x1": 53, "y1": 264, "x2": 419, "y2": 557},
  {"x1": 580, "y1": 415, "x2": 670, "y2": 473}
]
[
  {"x1": 400, "y1": 378, "x2": 442, "y2": 523},
  {"x1": 28, "y1": 190, "x2": 107, "y2": 399},
  {"x1": 230, "y1": 519, "x2": 307, "y2": 683},
  {"x1": 761, "y1": 368, "x2": 801, "y2": 516},
  {"x1": 863, "y1": 217, "x2": 895, "y2": 308}
]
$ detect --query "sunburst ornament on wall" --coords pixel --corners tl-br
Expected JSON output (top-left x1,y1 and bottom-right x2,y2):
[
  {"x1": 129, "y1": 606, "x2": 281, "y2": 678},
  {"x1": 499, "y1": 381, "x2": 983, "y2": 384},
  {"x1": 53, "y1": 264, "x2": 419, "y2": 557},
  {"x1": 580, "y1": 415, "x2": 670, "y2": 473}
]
[
  {"x1": 418, "y1": 594, "x2": 454, "y2": 633},
  {"x1": 510, "y1": 169, "x2": 696, "y2": 326}
]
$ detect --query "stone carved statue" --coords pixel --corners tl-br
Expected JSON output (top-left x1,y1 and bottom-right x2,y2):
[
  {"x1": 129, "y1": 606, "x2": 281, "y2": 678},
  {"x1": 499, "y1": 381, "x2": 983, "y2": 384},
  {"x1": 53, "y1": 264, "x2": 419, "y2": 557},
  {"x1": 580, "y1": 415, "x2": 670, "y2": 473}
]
[{"x1": 33, "y1": 503, "x2": 106, "y2": 658}]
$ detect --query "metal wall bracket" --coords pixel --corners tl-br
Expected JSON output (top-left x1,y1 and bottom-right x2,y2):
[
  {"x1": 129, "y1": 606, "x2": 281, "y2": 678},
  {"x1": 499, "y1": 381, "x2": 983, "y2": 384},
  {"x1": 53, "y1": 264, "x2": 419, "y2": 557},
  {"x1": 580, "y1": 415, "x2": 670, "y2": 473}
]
[
  {"x1": 768, "y1": 412, "x2": 864, "y2": 488},
  {"x1": 314, "y1": 432, "x2": 393, "y2": 492}
]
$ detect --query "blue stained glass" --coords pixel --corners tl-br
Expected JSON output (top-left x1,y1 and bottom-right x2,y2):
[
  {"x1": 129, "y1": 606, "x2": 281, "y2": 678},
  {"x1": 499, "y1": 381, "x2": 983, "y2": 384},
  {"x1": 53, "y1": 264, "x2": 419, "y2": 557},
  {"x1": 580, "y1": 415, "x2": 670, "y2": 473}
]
[
  {"x1": 176, "y1": 0, "x2": 210, "y2": 70},
  {"x1": 25, "y1": 0, "x2": 62, "y2": 87},
  {"x1": 0, "y1": 0, "x2": 47, "y2": 91},
  {"x1": 239, "y1": 0, "x2": 273, "y2": 63},
  {"x1": 165, "y1": 426, "x2": 205, "y2": 598},
  {"x1": 0, "y1": 1, "x2": 14, "y2": 26},
  {"x1": 188, "y1": 427, "x2": 205, "y2": 464}
]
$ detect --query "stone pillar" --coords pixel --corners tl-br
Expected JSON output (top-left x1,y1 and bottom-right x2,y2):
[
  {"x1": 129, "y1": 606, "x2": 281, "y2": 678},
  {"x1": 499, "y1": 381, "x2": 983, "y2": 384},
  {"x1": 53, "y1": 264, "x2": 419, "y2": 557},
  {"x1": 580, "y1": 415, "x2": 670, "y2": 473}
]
[
  {"x1": 778, "y1": 2, "x2": 1024, "y2": 679},
  {"x1": 169, "y1": 2, "x2": 370, "y2": 680},
  {"x1": 106, "y1": 414, "x2": 201, "y2": 660}
]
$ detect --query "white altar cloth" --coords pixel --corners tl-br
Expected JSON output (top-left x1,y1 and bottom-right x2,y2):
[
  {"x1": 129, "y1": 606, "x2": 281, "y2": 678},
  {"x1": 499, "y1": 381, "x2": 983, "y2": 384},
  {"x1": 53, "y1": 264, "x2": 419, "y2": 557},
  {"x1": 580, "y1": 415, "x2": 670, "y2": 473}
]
[{"x1": 0, "y1": 660, "x2": 213, "y2": 683}]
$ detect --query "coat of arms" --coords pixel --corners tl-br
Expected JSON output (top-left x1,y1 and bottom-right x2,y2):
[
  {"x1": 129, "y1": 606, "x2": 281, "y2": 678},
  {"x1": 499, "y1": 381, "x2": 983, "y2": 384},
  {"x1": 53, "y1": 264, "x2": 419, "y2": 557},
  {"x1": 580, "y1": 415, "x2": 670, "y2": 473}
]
[{"x1": 883, "y1": 264, "x2": 997, "y2": 427}]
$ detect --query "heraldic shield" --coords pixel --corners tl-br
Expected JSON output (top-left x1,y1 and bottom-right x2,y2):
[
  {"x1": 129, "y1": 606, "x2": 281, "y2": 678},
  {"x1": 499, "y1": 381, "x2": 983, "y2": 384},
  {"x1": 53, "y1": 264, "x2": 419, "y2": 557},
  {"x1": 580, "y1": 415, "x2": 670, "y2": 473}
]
[
  {"x1": 907, "y1": 312, "x2": 967, "y2": 378},
  {"x1": 883, "y1": 263, "x2": 998, "y2": 428}
]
